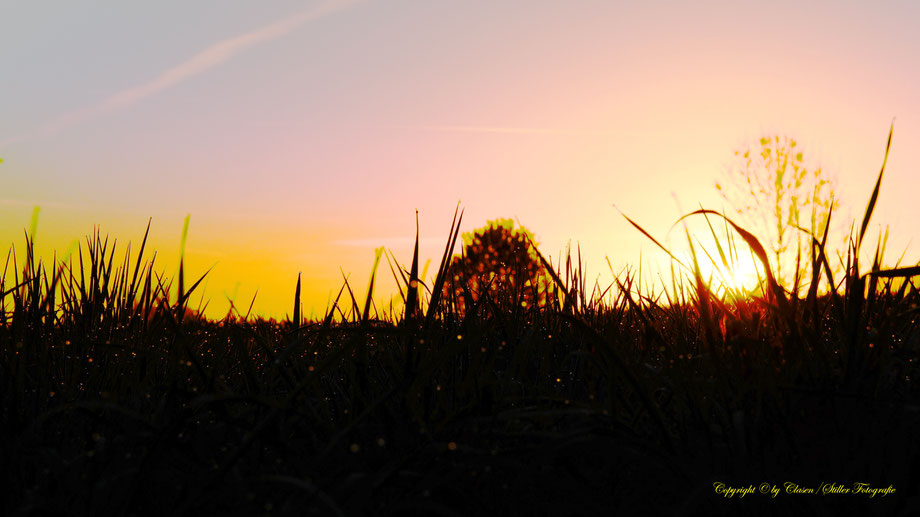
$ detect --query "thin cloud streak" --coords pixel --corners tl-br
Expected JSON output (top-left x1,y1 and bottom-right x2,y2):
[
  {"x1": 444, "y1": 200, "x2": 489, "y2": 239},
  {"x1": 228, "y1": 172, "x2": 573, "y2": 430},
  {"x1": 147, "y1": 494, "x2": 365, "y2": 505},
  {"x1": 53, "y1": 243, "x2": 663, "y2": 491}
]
[
  {"x1": 1, "y1": 0, "x2": 356, "y2": 147},
  {"x1": 332, "y1": 236, "x2": 446, "y2": 248},
  {"x1": 0, "y1": 199, "x2": 85, "y2": 210},
  {"x1": 401, "y1": 125, "x2": 625, "y2": 136}
]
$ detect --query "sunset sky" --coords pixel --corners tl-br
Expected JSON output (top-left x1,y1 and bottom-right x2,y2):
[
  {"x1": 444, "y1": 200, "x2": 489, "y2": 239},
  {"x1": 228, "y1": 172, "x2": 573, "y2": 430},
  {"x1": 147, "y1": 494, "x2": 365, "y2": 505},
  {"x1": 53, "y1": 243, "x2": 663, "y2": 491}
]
[{"x1": 2, "y1": 0, "x2": 919, "y2": 319}]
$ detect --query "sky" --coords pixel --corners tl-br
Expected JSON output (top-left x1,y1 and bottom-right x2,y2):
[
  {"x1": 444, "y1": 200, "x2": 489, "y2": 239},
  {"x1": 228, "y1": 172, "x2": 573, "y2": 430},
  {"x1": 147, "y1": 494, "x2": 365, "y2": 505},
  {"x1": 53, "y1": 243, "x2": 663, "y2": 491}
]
[{"x1": 2, "y1": 0, "x2": 919, "y2": 319}]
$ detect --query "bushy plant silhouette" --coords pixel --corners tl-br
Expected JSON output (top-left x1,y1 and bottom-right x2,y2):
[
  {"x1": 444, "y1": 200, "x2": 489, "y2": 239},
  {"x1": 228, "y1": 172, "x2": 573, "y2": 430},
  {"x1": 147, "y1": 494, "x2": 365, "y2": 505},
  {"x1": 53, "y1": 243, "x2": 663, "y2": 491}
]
[
  {"x1": 716, "y1": 135, "x2": 840, "y2": 290},
  {"x1": 442, "y1": 219, "x2": 553, "y2": 318}
]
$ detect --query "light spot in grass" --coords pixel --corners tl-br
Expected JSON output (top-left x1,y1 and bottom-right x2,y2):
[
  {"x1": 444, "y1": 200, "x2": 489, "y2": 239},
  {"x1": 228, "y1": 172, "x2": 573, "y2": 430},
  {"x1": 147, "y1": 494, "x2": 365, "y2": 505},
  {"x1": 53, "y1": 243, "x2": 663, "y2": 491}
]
[
  {"x1": 349, "y1": 443, "x2": 360, "y2": 453},
  {"x1": 447, "y1": 442, "x2": 457, "y2": 451}
]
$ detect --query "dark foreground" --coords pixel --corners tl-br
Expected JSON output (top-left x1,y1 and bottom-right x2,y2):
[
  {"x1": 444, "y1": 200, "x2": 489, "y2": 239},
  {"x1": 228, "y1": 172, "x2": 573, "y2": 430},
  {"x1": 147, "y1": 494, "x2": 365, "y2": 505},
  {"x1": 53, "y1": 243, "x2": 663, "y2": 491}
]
[{"x1": 2, "y1": 220, "x2": 920, "y2": 516}]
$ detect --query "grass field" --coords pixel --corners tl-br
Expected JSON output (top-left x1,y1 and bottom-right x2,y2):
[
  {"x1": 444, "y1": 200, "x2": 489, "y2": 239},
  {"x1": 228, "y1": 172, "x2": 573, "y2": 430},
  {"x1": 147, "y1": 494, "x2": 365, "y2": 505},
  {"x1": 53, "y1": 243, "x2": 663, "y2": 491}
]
[{"x1": 3, "y1": 131, "x2": 919, "y2": 516}]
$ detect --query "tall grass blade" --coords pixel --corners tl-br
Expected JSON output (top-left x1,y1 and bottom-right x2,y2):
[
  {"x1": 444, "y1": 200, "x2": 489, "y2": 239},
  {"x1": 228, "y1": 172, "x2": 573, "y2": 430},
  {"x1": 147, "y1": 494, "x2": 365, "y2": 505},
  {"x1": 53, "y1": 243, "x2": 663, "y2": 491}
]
[
  {"x1": 701, "y1": 207, "x2": 730, "y2": 271},
  {"x1": 405, "y1": 210, "x2": 420, "y2": 323},
  {"x1": 28, "y1": 206, "x2": 40, "y2": 243},
  {"x1": 293, "y1": 272, "x2": 302, "y2": 326},
  {"x1": 616, "y1": 207, "x2": 687, "y2": 269},
  {"x1": 323, "y1": 283, "x2": 347, "y2": 328},
  {"x1": 177, "y1": 215, "x2": 191, "y2": 304},
  {"x1": 526, "y1": 235, "x2": 568, "y2": 309},
  {"x1": 857, "y1": 122, "x2": 893, "y2": 253},
  {"x1": 176, "y1": 266, "x2": 212, "y2": 309},
  {"x1": 362, "y1": 247, "x2": 383, "y2": 324},
  {"x1": 383, "y1": 249, "x2": 406, "y2": 304},
  {"x1": 244, "y1": 289, "x2": 258, "y2": 322},
  {"x1": 127, "y1": 218, "x2": 152, "y2": 309},
  {"x1": 424, "y1": 203, "x2": 463, "y2": 327},
  {"x1": 340, "y1": 269, "x2": 360, "y2": 322}
]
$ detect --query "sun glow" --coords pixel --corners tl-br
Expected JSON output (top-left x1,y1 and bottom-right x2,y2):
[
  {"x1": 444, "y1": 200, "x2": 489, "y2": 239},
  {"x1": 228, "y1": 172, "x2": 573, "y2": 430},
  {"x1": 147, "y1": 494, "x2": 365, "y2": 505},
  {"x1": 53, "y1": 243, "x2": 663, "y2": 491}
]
[
  {"x1": 686, "y1": 249, "x2": 766, "y2": 298},
  {"x1": 713, "y1": 257, "x2": 764, "y2": 296}
]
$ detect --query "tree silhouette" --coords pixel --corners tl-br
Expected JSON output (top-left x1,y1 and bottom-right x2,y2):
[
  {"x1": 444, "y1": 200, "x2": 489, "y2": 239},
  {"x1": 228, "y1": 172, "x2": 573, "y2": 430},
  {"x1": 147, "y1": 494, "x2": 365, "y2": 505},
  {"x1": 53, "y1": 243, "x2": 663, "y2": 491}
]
[
  {"x1": 442, "y1": 219, "x2": 553, "y2": 318},
  {"x1": 716, "y1": 135, "x2": 839, "y2": 290}
]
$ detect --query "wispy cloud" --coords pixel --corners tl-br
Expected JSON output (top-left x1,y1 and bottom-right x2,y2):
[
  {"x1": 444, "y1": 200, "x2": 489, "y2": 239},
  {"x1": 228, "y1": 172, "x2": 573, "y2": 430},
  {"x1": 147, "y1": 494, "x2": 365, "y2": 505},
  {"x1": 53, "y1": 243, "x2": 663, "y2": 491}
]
[
  {"x1": 332, "y1": 236, "x2": 446, "y2": 248},
  {"x1": 395, "y1": 125, "x2": 622, "y2": 136},
  {"x1": 1, "y1": 0, "x2": 356, "y2": 148},
  {"x1": 0, "y1": 198, "x2": 84, "y2": 210}
]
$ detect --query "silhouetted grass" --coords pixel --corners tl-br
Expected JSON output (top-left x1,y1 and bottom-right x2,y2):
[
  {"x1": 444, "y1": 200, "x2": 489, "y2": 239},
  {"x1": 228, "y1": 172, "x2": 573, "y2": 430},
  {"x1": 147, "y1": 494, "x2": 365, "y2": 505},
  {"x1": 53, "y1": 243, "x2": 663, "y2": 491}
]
[{"x1": 2, "y1": 128, "x2": 919, "y2": 516}]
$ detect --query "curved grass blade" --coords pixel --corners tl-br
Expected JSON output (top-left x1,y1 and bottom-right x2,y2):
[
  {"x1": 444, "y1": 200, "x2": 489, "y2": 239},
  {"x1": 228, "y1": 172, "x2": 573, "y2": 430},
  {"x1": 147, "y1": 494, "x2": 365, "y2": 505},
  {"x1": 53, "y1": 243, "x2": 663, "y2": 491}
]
[{"x1": 674, "y1": 209, "x2": 790, "y2": 314}]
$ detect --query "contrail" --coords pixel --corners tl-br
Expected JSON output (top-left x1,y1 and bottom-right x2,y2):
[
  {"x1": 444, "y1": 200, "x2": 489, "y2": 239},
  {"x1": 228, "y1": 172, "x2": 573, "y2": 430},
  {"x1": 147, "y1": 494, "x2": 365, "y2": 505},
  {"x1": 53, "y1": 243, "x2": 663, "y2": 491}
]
[{"x1": 1, "y1": 0, "x2": 356, "y2": 147}]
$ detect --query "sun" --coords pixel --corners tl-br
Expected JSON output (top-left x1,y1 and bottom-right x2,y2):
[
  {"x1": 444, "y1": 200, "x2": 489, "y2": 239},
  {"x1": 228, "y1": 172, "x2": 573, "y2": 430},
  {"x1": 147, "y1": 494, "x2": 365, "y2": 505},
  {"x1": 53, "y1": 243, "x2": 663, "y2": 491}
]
[
  {"x1": 696, "y1": 254, "x2": 765, "y2": 297},
  {"x1": 723, "y1": 258, "x2": 764, "y2": 294}
]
